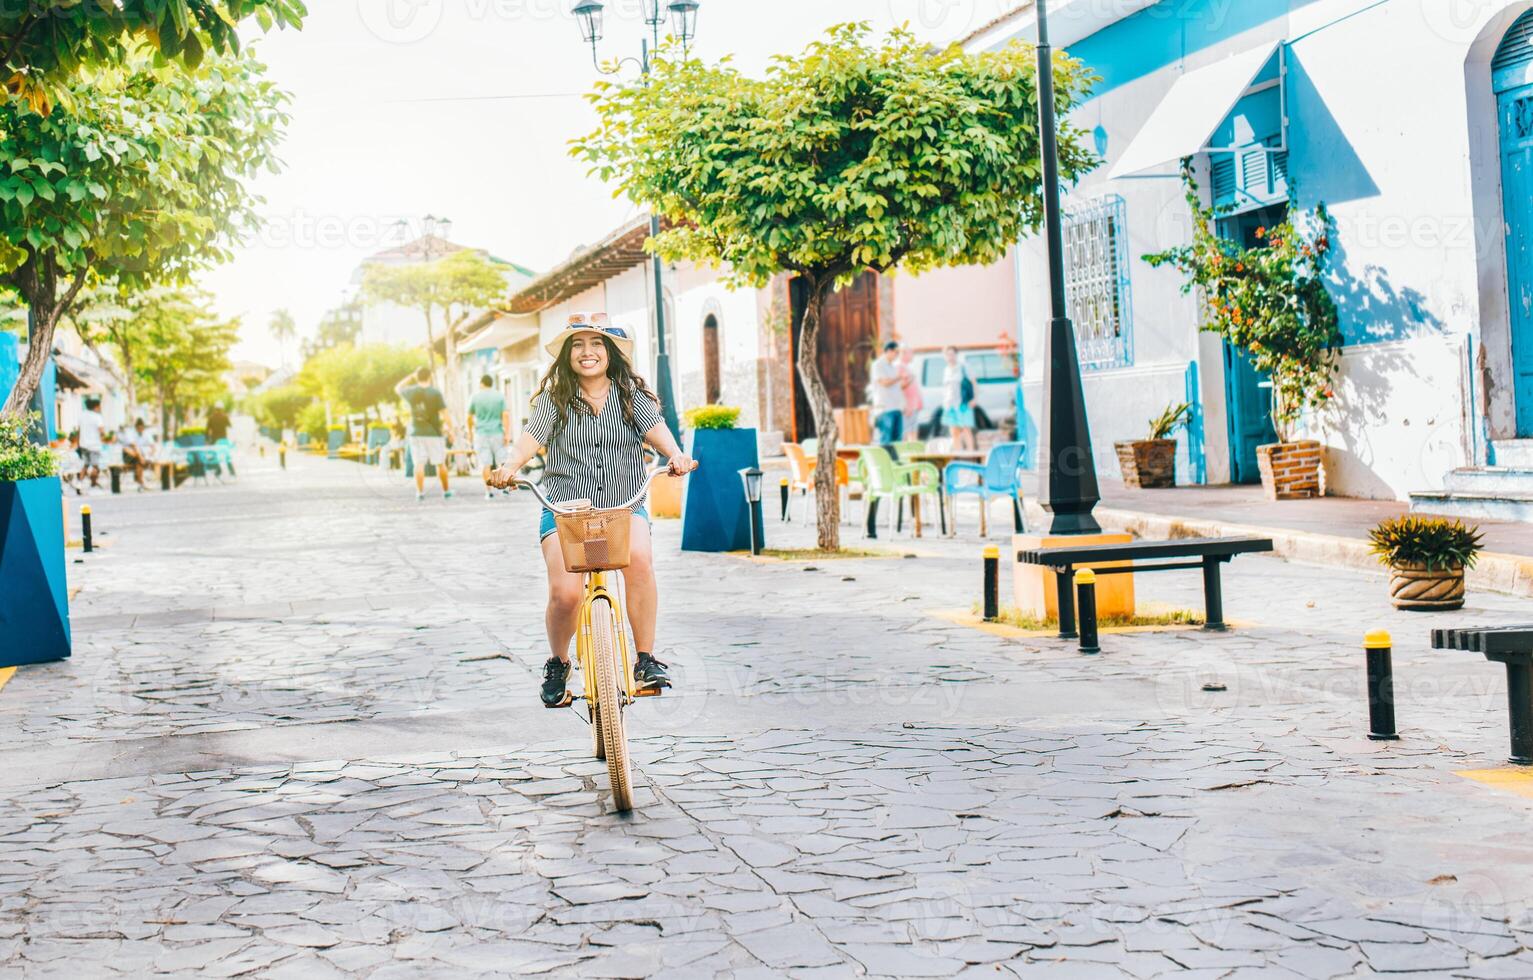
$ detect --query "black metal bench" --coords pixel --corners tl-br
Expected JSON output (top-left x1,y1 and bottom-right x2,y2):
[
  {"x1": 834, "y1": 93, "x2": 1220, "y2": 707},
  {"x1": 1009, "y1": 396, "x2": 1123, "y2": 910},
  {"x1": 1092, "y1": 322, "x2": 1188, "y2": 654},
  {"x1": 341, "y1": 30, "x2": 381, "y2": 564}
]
[
  {"x1": 1017, "y1": 536, "x2": 1275, "y2": 639},
  {"x1": 1432, "y1": 626, "x2": 1533, "y2": 766}
]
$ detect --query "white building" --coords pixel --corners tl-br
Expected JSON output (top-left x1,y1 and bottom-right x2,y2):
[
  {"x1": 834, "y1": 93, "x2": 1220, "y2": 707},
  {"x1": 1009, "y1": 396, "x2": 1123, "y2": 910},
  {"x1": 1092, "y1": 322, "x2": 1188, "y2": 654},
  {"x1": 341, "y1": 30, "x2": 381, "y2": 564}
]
[
  {"x1": 352, "y1": 234, "x2": 537, "y2": 351},
  {"x1": 893, "y1": 0, "x2": 1533, "y2": 519}
]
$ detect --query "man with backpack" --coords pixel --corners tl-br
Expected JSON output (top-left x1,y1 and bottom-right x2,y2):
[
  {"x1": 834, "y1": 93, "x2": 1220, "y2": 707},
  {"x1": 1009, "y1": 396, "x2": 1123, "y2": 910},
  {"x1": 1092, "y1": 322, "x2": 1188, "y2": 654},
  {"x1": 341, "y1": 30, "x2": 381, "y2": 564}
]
[{"x1": 941, "y1": 346, "x2": 978, "y2": 451}]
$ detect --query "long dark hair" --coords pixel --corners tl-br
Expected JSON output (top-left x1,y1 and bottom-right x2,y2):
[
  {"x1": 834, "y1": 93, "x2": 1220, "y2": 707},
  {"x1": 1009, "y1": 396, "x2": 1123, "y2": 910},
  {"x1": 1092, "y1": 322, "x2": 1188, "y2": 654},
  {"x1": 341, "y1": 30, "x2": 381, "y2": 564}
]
[{"x1": 533, "y1": 335, "x2": 661, "y2": 443}]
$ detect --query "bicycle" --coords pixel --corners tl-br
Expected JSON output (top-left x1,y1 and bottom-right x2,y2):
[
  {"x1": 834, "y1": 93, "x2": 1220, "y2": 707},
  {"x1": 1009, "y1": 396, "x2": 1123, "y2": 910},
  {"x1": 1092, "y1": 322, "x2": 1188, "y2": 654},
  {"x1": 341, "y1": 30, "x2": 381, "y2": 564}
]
[{"x1": 516, "y1": 464, "x2": 675, "y2": 812}]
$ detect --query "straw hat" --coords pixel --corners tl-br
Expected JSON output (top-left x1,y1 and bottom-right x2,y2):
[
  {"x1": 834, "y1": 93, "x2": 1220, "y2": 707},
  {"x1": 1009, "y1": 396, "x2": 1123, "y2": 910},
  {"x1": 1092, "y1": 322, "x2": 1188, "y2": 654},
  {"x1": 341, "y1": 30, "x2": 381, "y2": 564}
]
[{"x1": 544, "y1": 312, "x2": 634, "y2": 362}]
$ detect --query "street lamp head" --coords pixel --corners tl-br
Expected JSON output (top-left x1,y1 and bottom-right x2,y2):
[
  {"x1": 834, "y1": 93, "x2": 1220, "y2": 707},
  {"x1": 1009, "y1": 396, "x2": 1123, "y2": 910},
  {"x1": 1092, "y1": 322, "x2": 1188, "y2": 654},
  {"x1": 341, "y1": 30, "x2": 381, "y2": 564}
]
[
  {"x1": 573, "y1": 0, "x2": 604, "y2": 45},
  {"x1": 739, "y1": 466, "x2": 764, "y2": 504},
  {"x1": 436, "y1": 217, "x2": 453, "y2": 244},
  {"x1": 667, "y1": 0, "x2": 698, "y2": 46},
  {"x1": 641, "y1": 0, "x2": 664, "y2": 28}
]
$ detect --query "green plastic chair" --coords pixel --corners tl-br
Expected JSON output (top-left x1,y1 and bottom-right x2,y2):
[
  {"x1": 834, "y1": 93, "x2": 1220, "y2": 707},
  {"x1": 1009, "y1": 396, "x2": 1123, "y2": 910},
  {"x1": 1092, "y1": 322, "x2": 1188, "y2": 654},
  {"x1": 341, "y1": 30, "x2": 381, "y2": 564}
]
[
  {"x1": 857, "y1": 446, "x2": 940, "y2": 538},
  {"x1": 890, "y1": 440, "x2": 925, "y2": 461}
]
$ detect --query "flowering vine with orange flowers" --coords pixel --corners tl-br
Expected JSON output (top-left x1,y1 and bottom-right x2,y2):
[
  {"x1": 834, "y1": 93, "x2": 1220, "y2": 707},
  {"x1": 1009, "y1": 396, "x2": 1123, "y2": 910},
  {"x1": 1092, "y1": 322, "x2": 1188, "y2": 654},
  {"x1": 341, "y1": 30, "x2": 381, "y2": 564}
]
[{"x1": 1144, "y1": 161, "x2": 1342, "y2": 443}]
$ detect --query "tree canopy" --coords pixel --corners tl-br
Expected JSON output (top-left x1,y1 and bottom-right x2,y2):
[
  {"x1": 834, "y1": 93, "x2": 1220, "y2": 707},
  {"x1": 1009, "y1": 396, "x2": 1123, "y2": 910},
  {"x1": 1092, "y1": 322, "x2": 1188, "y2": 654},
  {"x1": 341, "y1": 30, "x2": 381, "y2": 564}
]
[
  {"x1": 581, "y1": 23, "x2": 1097, "y2": 547},
  {"x1": 1, "y1": 1, "x2": 304, "y2": 112},
  {"x1": 298, "y1": 343, "x2": 422, "y2": 418},
  {"x1": 0, "y1": 47, "x2": 288, "y2": 417},
  {"x1": 131, "y1": 292, "x2": 239, "y2": 436}
]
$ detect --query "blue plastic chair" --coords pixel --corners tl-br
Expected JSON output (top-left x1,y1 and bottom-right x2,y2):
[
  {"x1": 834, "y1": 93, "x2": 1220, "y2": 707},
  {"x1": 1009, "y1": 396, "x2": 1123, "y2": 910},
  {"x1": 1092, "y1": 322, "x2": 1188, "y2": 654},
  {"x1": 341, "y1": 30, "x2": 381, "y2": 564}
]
[{"x1": 943, "y1": 441, "x2": 1027, "y2": 536}]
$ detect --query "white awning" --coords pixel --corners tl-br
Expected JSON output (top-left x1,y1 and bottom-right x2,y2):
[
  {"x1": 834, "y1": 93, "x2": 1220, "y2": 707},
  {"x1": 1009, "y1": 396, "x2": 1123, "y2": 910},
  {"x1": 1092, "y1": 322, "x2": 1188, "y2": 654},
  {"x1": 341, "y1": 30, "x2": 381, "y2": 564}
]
[
  {"x1": 460, "y1": 313, "x2": 539, "y2": 354},
  {"x1": 1108, "y1": 42, "x2": 1281, "y2": 179}
]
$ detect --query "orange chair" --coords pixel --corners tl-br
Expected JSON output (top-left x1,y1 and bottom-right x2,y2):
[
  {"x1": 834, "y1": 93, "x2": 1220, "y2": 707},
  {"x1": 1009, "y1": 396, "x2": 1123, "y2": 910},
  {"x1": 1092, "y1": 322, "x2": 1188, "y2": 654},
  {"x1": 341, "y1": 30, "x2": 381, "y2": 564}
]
[{"x1": 783, "y1": 442, "x2": 852, "y2": 524}]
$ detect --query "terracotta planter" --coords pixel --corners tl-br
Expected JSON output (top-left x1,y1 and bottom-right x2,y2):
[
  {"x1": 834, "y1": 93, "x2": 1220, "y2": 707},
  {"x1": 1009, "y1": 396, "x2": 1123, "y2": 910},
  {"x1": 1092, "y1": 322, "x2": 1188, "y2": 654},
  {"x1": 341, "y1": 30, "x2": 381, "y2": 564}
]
[
  {"x1": 1115, "y1": 439, "x2": 1177, "y2": 489},
  {"x1": 1388, "y1": 562, "x2": 1466, "y2": 610},
  {"x1": 1256, "y1": 440, "x2": 1322, "y2": 500}
]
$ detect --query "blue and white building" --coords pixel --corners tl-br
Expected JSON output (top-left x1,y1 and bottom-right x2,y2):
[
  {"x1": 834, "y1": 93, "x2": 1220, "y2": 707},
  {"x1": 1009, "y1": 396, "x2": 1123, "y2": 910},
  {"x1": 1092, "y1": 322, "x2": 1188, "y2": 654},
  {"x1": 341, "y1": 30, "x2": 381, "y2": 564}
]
[{"x1": 922, "y1": 0, "x2": 1533, "y2": 517}]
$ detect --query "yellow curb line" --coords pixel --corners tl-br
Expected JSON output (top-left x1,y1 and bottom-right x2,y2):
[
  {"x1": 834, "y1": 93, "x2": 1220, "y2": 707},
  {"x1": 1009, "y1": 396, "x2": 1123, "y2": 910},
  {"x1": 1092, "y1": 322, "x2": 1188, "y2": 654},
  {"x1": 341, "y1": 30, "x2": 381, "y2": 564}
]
[
  {"x1": 1455, "y1": 768, "x2": 1533, "y2": 800},
  {"x1": 720, "y1": 550, "x2": 912, "y2": 564},
  {"x1": 0, "y1": 668, "x2": 14, "y2": 696},
  {"x1": 930, "y1": 607, "x2": 1251, "y2": 639}
]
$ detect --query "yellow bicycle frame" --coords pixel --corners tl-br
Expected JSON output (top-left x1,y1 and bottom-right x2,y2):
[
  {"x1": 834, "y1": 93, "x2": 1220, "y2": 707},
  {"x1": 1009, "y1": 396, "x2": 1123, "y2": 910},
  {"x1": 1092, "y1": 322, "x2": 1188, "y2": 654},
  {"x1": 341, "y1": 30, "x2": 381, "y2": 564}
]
[{"x1": 575, "y1": 570, "x2": 636, "y2": 707}]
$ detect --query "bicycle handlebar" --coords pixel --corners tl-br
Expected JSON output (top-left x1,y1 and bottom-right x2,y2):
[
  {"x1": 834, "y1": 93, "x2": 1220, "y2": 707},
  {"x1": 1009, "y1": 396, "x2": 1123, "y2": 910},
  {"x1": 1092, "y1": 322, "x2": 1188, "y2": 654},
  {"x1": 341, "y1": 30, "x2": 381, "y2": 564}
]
[{"x1": 517, "y1": 463, "x2": 679, "y2": 515}]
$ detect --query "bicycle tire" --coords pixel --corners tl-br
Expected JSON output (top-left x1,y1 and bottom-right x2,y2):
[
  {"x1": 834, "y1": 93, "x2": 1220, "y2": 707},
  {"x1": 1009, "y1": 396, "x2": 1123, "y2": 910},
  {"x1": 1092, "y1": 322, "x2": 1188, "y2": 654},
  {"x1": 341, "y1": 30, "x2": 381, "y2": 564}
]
[
  {"x1": 589, "y1": 702, "x2": 606, "y2": 760},
  {"x1": 590, "y1": 598, "x2": 634, "y2": 811}
]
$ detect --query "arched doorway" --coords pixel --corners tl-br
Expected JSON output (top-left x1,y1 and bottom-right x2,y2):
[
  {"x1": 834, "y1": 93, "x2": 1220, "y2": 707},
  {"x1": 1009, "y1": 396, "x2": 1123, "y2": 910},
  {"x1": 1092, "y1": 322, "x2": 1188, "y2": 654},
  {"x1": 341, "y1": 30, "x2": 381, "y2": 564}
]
[
  {"x1": 1497, "y1": 10, "x2": 1533, "y2": 435},
  {"x1": 702, "y1": 314, "x2": 721, "y2": 405}
]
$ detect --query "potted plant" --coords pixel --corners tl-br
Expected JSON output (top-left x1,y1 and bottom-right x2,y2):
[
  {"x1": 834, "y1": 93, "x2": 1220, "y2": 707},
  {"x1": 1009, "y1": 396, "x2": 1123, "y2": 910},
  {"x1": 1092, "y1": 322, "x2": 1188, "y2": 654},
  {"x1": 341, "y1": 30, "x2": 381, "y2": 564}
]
[
  {"x1": 1115, "y1": 402, "x2": 1189, "y2": 489},
  {"x1": 1369, "y1": 516, "x2": 1484, "y2": 610},
  {"x1": 175, "y1": 425, "x2": 208, "y2": 448},
  {"x1": 0, "y1": 412, "x2": 72, "y2": 666},
  {"x1": 679, "y1": 405, "x2": 758, "y2": 552},
  {"x1": 1145, "y1": 165, "x2": 1342, "y2": 500}
]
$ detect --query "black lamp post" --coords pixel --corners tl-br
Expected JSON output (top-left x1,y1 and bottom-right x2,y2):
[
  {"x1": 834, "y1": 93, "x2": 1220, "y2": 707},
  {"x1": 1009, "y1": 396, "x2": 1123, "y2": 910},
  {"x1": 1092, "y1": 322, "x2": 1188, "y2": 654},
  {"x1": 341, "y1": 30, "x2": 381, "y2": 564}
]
[
  {"x1": 573, "y1": 0, "x2": 700, "y2": 442},
  {"x1": 739, "y1": 466, "x2": 765, "y2": 555},
  {"x1": 1033, "y1": 0, "x2": 1102, "y2": 536}
]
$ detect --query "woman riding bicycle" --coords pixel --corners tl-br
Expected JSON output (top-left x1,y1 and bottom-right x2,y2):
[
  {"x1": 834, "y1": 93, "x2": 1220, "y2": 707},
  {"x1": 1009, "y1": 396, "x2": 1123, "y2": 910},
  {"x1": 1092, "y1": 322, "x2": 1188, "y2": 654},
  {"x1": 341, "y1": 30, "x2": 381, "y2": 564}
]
[{"x1": 490, "y1": 313, "x2": 695, "y2": 707}]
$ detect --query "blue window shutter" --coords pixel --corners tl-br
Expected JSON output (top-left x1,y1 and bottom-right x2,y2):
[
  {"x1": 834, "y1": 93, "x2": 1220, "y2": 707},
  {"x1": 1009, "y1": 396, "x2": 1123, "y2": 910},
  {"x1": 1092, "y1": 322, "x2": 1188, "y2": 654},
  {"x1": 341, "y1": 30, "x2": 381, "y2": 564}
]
[
  {"x1": 1495, "y1": 10, "x2": 1533, "y2": 93},
  {"x1": 1211, "y1": 155, "x2": 1237, "y2": 206}
]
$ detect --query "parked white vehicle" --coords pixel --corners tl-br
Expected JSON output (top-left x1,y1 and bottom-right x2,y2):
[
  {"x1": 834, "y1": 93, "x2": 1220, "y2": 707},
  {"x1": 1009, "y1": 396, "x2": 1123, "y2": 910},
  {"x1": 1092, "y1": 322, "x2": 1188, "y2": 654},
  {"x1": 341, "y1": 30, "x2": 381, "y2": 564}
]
[{"x1": 910, "y1": 347, "x2": 1018, "y2": 437}]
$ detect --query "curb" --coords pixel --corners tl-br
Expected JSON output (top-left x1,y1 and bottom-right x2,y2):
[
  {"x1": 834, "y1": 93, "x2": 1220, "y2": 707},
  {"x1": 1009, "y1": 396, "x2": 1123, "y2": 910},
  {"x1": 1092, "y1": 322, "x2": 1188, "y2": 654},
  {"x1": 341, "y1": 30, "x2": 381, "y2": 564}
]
[
  {"x1": 1022, "y1": 499, "x2": 1533, "y2": 599},
  {"x1": 0, "y1": 668, "x2": 14, "y2": 696}
]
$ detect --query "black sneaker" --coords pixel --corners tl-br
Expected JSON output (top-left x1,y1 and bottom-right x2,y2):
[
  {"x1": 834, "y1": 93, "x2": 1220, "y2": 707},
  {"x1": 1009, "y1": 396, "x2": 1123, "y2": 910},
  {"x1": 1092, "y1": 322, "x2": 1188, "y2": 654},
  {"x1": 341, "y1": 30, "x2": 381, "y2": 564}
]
[
  {"x1": 541, "y1": 657, "x2": 573, "y2": 707},
  {"x1": 634, "y1": 653, "x2": 672, "y2": 690}
]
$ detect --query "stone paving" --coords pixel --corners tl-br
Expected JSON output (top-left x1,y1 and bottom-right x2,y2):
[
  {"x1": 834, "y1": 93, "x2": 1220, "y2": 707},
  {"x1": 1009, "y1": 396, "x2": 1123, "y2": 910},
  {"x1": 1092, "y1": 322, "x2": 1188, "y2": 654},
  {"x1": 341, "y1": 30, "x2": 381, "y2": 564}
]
[{"x1": 4, "y1": 452, "x2": 1533, "y2": 977}]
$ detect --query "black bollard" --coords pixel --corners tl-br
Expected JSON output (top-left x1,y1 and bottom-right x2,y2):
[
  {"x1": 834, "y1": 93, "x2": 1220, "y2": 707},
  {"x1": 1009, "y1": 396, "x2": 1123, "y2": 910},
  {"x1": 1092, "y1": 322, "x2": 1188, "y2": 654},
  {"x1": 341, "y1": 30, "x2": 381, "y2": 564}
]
[
  {"x1": 982, "y1": 546, "x2": 999, "y2": 622},
  {"x1": 279, "y1": 444, "x2": 287, "y2": 471},
  {"x1": 780, "y1": 478, "x2": 790, "y2": 522},
  {"x1": 1075, "y1": 569, "x2": 1100, "y2": 655},
  {"x1": 1365, "y1": 630, "x2": 1399, "y2": 741},
  {"x1": 110, "y1": 467, "x2": 121, "y2": 494},
  {"x1": 81, "y1": 505, "x2": 93, "y2": 554}
]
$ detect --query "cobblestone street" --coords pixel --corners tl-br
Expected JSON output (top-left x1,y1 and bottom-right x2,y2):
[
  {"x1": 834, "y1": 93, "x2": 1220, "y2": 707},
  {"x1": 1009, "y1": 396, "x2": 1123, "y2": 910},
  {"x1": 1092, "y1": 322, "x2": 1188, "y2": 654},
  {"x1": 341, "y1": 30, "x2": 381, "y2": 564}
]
[{"x1": 6, "y1": 453, "x2": 1533, "y2": 978}]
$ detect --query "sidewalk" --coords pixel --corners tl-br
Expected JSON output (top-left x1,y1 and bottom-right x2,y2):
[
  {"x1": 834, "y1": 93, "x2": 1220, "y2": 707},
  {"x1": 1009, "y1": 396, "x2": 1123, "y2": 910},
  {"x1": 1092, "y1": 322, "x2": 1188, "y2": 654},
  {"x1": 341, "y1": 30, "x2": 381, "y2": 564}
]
[{"x1": 1020, "y1": 476, "x2": 1533, "y2": 598}]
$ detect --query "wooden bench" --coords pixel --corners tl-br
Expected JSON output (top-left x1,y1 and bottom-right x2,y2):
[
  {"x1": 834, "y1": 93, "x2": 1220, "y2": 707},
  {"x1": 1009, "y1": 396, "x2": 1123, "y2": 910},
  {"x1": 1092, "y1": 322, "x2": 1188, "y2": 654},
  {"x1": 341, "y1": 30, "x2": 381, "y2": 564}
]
[
  {"x1": 1017, "y1": 536, "x2": 1275, "y2": 638},
  {"x1": 1432, "y1": 626, "x2": 1533, "y2": 765},
  {"x1": 109, "y1": 461, "x2": 178, "y2": 492}
]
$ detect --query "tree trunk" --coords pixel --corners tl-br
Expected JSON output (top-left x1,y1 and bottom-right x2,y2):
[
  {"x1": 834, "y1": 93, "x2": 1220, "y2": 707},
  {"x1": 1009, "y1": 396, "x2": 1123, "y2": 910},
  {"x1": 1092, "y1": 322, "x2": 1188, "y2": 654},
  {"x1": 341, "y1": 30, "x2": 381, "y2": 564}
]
[
  {"x1": 797, "y1": 274, "x2": 841, "y2": 551},
  {"x1": 442, "y1": 321, "x2": 467, "y2": 440},
  {"x1": 1, "y1": 256, "x2": 85, "y2": 419},
  {"x1": 422, "y1": 308, "x2": 439, "y2": 379}
]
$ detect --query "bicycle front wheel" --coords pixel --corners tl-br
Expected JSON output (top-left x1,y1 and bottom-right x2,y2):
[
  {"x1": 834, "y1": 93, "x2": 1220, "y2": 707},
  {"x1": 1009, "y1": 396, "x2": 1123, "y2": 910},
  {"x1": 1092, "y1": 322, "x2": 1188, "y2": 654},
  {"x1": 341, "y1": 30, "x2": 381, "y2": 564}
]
[{"x1": 590, "y1": 597, "x2": 633, "y2": 812}]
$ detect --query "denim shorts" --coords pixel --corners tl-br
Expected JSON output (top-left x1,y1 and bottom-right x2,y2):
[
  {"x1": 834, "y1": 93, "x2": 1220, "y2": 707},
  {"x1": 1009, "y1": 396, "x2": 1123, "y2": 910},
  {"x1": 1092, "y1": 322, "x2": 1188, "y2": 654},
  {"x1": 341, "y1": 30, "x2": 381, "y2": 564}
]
[{"x1": 540, "y1": 506, "x2": 650, "y2": 541}]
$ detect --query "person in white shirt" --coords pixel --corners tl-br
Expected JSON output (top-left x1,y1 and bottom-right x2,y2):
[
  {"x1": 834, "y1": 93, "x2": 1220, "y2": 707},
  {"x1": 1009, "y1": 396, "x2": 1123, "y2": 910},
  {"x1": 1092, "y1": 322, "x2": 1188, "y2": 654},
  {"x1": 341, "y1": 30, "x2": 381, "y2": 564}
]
[
  {"x1": 77, "y1": 397, "x2": 105, "y2": 489},
  {"x1": 941, "y1": 346, "x2": 978, "y2": 451},
  {"x1": 120, "y1": 419, "x2": 155, "y2": 489},
  {"x1": 871, "y1": 342, "x2": 906, "y2": 444}
]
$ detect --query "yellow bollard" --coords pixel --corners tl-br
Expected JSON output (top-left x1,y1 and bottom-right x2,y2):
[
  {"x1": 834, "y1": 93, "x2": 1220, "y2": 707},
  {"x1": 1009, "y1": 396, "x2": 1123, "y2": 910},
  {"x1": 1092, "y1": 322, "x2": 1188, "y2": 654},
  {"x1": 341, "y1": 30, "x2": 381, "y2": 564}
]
[{"x1": 982, "y1": 545, "x2": 1000, "y2": 622}]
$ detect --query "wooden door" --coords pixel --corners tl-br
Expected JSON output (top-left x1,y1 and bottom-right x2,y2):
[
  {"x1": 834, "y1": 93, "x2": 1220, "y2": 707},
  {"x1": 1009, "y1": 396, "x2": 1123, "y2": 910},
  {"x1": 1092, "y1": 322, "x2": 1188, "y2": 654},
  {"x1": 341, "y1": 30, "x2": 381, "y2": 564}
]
[
  {"x1": 789, "y1": 272, "x2": 879, "y2": 440},
  {"x1": 1501, "y1": 83, "x2": 1533, "y2": 435},
  {"x1": 702, "y1": 315, "x2": 722, "y2": 405}
]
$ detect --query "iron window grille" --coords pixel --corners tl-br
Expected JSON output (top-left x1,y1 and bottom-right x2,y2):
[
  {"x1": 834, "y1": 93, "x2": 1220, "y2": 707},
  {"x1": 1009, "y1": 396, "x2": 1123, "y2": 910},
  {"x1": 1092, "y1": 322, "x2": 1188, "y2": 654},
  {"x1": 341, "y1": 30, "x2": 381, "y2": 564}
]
[{"x1": 1062, "y1": 194, "x2": 1134, "y2": 370}]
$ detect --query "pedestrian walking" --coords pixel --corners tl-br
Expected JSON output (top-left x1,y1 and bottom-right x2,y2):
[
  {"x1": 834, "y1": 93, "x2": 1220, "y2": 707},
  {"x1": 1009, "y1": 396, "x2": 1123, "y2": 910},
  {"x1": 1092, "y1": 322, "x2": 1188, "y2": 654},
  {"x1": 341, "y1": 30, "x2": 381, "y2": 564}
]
[
  {"x1": 871, "y1": 341, "x2": 905, "y2": 444},
  {"x1": 77, "y1": 396, "x2": 105, "y2": 490},
  {"x1": 394, "y1": 367, "x2": 454, "y2": 501},
  {"x1": 206, "y1": 404, "x2": 230, "y2": 444},
  {"x1": 487, "y1": 313, "x2": 695, "y2": 707},
  {"x1": 899, "y1": 345, "x2": 923, "y2": 440},
  {"x1": 467, "y1": 375, "x2": 511, "y2": 500},
  {"x1": 941, "y1": 346, "x2": 978, "y2": 451}
]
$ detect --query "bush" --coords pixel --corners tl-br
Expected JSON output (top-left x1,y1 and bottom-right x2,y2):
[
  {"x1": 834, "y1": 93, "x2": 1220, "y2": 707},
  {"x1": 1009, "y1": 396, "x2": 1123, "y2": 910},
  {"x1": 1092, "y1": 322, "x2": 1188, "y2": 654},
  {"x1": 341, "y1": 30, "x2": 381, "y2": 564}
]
[
  {"x1": 1369, "y1": 515, "x2": 1484, "y2": 571},
  {"x1": 297, "y1": 402, "x2": 329, "y2": 443},
  {"x1": 684, "y1": 405, "x2": 741, "y2": 430},
  {"x1": 179, "y1": 425, "x2": 207, "y2": 437},
  {"x1": 1147, "y1": 402, "x2": 1190, "y2": 441},
  {"x1": 0, "y1": 412, "x2": 58, "y2": 482}
]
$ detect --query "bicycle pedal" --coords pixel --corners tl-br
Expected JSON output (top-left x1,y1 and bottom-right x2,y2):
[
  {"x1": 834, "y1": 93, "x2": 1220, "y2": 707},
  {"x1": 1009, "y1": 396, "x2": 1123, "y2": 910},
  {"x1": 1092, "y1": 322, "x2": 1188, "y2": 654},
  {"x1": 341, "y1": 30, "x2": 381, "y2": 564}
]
[{"x1": 632, "y1": 685, "x2": 667, "y2": 698}]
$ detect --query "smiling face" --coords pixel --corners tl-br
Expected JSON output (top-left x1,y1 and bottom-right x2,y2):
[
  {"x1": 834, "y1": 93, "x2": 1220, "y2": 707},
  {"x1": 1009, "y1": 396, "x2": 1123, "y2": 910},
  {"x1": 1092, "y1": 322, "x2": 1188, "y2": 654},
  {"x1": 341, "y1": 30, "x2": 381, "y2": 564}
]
[{"x1": 566, "y1": 333, "x2": 610, "y2": 381}]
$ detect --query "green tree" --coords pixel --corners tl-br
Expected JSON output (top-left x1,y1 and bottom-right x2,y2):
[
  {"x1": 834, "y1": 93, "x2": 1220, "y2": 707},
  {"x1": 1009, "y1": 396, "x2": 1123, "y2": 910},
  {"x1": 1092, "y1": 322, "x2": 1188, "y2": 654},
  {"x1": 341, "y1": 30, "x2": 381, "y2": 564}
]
[
  {"x1": 1, "y1": 1, "x2": 304, "y2": 112},
  {"x1": 133, "y1": 295, "x2": 240, "y2": 438},
  {"x1": 247, "y1": 384, "x2": 311, "y2": 433},
  {"x1": 360, "y1": 250, "x2": 506, "y2": 426},
  {"x1": 581, "y1": 24, "x2": 1097, "y2": 548},
  {"x1": 0, "y1": 48, "x2": 288, "y2": 418},
  {"x1": 297, "y1": 342, "x2": 420, "y2": 421},
  {"x1": 268, "y1": 308, "x2": 298, "y2": 369}
]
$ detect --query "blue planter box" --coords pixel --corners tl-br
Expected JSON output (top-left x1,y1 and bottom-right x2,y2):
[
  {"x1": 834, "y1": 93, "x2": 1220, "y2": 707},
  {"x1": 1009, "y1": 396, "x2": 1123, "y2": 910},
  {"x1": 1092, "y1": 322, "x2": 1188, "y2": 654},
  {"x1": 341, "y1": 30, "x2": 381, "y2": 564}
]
[
  {"x1": 327, "y1": 429, "x2": 345, "y2": 458},
  {"x1": 175, "y1": 433, "x2": 207, "y2": 448},
  {"x1": 681, "y1": 428, "x2": 759, "y2": 552},
  {"x1": 0, "y1": 477, "x2": 72, "y2": 666}
]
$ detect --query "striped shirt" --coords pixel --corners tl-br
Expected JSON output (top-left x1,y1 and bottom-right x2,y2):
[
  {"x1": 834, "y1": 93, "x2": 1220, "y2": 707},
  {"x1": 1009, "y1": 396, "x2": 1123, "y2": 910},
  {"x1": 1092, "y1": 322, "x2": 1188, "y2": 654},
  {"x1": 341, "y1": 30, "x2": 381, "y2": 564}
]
[{"x1": 525, "y1": 388, "x2": 661, "y2": 509}]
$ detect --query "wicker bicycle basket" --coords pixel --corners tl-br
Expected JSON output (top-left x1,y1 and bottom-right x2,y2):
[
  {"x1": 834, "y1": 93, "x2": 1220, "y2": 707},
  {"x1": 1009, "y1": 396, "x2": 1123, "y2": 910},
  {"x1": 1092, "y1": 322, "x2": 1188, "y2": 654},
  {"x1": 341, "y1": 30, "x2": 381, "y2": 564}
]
[{"x1": 553, "y1": 504, "x2": 633, "y2": 573}]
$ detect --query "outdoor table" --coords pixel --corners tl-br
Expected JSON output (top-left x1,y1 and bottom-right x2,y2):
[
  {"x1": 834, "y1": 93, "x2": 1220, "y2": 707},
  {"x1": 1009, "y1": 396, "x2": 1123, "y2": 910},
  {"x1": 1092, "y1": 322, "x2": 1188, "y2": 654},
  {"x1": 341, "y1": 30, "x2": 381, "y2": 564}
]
[
  {"x1": 908, "y1": 450, "x2": 984, "y2": 536},
  {"x1": 1432, "y1": 626, "x2": 1533, "y2": 765}
]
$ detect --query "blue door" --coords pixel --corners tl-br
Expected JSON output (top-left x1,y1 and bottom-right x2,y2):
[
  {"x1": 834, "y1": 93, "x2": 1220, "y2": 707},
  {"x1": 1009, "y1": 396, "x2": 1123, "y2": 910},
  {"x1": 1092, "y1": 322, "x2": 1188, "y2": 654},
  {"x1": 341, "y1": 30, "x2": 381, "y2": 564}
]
[
  {"x1": 1501, "y1": 83, "x2": 1533, "y2": 436},
  {"x1": 1217, "y1": 205, "x2": 1285, "y2": 483}
]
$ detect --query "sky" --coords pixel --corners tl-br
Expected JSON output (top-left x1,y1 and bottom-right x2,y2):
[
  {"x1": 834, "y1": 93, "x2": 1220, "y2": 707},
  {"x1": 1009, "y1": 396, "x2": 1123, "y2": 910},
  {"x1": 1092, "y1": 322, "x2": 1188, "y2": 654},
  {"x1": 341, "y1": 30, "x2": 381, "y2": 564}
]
[{"x1": 208, "y1": 0, "x2": 1020, "y2": 368}]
